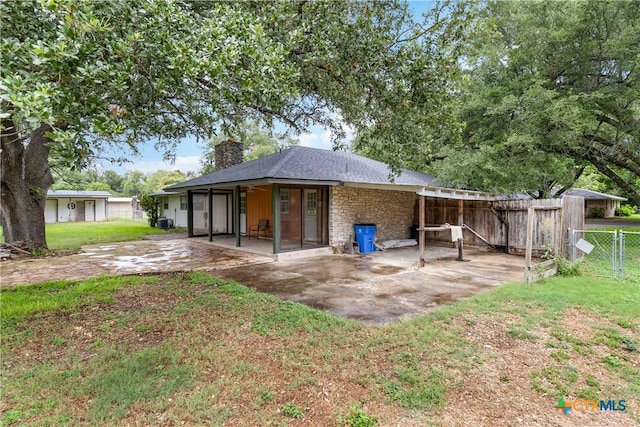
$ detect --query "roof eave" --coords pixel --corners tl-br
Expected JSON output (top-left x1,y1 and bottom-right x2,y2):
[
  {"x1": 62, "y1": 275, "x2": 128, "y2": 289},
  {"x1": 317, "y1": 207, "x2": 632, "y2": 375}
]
[
  {"x1": 416, "y1": 186, "x2": 498, "y2": 201},
  {"x1": 165, "y1": 178, "x2": 342, "y2": 192}
]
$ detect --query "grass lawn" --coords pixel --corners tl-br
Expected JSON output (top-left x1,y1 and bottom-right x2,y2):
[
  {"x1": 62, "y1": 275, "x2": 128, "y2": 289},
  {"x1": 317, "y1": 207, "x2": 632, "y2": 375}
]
[
  {"x1": 2, "y1": 272, "x2": 638, "y2": 426},
  {"x1": 577, "y1": 224, "x2": 640, "y2": 281},
  {"x1": 1, "y1": 221, "x2": 178, "y2": 252}
]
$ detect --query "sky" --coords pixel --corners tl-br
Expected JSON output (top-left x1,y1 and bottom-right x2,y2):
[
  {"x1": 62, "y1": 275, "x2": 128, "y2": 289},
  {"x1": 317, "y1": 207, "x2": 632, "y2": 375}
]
[{"x1": 100, "y1": 1, "x2": 434, "y2": 175}]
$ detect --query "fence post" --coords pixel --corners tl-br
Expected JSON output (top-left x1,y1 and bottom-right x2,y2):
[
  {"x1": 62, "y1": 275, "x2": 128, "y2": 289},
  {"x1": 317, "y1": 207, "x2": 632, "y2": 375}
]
[
  {"x1": 611, "y1": 230, "x2": 617, "y2": 277},
  {"x1": 618, "y1": 230, "x2": 624, "y2": 277},
  {"x1": 567, "y1": 228, "x2": 573, "y2": 261}
]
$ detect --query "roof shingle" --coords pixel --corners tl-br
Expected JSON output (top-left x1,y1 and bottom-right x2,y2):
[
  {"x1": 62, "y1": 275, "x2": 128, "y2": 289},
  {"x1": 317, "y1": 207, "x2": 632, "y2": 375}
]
[{"x1": 166, "y1": 146, "x2": 440, "y2": 190}]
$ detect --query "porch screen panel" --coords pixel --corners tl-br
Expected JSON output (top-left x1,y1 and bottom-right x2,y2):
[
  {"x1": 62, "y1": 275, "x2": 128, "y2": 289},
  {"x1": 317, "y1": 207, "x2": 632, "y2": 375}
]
[
  {"x1": 280, "y1": 188, "x2": 302, "y2": 251},
  {"x1": 211, "y1": 194, "x2": 228, "y2": 234},
  {"x1": 192, "y1": 193, "x2": 209, "y2": 235}
]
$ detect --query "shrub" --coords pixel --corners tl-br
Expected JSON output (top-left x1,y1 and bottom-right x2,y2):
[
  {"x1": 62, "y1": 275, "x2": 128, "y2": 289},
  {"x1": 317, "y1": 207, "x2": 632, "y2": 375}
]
[
  {"x1": 615, "y1": 204, "x2": 636, "y2": 217},
  {"x1": 588, "y1": 207, "x2": 605, "y2": 218},
  {"x1": 139, "y1": 194, "x2": 160, "y2": 227},
  {"x1": 556, "y1": 256, "x2": 581, "y2": 277}
]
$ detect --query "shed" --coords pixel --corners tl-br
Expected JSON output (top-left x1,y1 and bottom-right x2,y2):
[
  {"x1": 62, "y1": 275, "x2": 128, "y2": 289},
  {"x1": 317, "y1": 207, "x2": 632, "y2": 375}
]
[{"x1": 45, "y1": 190, "x2": 111, "y2": 223}]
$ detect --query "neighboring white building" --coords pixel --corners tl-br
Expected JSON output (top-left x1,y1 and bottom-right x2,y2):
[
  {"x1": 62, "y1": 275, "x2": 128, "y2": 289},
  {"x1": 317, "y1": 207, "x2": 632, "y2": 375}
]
[
  {"x1": 45, "y1": 190, "x2": 111, "y2": 223},
  {"x1": 150, "y1": 191, "x2": 188, "y2": 227},
  {"x1": 107, "y1": 196, "x2": 145, "y2": 221}
]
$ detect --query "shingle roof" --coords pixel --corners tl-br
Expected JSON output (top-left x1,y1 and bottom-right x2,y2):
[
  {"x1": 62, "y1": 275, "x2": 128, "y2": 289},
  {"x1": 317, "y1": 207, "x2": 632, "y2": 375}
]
[
  {"x1": 497, "y1": 188, "x2": 627, "y2": 201},
  {"x1": 47, "y1": 190, "x2": 112, "y2": 198},
  {"x1": 166, "y1": 146, "x2": 441, "y2": 190},
  {"x1": 564, "y1": 188, "x2": 627, "y2": 201}
]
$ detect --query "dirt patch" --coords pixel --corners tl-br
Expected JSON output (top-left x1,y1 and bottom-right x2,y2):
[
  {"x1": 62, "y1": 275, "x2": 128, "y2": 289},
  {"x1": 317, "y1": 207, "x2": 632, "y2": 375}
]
[{"x1": 439, "y1": 309, "x2": 638, "y2": 426}]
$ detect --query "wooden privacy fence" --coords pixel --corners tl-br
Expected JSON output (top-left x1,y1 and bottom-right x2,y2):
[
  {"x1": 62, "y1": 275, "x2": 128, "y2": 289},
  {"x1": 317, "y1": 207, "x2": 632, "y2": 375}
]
[{"x1": 422, "y1": 195, "x2": 584, "y2": 258}]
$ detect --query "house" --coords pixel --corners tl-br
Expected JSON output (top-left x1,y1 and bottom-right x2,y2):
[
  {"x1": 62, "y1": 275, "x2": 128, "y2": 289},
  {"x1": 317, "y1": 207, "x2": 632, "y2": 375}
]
[
  {"x1": 563, "y1": 188, "x2": 627, "y2": 218},
  {"x1": 149, "y1": 191, "x2": 188, "y2": 227},
  {"x1": 165, "y1": 145, "x2": 495, "y2": 254},
  {"x1": 45, "y1": 190, "x2": 111, "y2": 223}
]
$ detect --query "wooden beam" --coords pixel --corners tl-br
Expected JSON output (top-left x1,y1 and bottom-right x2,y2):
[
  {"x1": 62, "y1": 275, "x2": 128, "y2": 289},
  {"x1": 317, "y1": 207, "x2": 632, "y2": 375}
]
[{"x1": 463, "y1": 223, "x2": 494, "y2": 249}]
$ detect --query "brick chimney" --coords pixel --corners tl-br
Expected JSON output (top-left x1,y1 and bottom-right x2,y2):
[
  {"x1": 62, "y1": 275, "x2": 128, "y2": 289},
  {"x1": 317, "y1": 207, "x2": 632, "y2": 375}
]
[{"x1": 214, "y1": 139, "x2": 244, "y2": 171}]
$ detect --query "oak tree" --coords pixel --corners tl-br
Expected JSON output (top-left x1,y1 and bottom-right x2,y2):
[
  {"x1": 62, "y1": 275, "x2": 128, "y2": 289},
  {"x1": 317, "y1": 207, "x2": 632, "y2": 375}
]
[
  {"x1": 1, "y1": 0, "x2": 469, "y2": 248},
  {"x1": 433, "y1": 0, "x2": 640, "y2": 202}
]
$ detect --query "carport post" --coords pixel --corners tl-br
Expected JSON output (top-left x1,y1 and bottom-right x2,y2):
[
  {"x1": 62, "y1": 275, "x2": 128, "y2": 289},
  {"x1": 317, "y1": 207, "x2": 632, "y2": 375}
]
[
  {"x1": 419, "y1": 194, "x2": 425, "y2": 267},
  {"x1": 235, "y1": 185, "x2": 241, "y2": 247},
  {"x1": 187, "y1": 190, "x2": 193, "y2": 237},
  {"x1": 208, "y1": 189, "x2": 213, "y2": 242},
  {"x1": 272, "y1": 184, "x2": 280, "y2": 254}
]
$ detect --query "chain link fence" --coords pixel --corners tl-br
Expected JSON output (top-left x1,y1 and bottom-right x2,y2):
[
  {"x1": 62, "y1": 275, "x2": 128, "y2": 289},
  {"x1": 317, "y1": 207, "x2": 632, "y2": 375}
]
[
  {"x1": 569, "y1": 229, "x2": 640, "y2": 279},
  {"x1": 619, "y1": 231, "x2": 640, "y2": 281}
]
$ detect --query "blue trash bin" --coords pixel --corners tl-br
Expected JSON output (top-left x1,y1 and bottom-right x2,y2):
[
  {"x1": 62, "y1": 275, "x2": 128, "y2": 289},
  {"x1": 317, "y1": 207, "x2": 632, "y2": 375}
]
[{"x1": 354, "y1": 224, "x2": 376, "y2": 253}]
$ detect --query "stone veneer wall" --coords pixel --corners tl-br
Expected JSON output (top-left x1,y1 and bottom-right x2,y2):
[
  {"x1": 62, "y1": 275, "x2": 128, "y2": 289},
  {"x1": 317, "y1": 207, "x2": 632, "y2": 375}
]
[
  {"x1": 214, "y1": 139, "x2": 244, "y2": 170},
  {"x1": 329, "y1": 186, "x2": 416, "y2": 245}
]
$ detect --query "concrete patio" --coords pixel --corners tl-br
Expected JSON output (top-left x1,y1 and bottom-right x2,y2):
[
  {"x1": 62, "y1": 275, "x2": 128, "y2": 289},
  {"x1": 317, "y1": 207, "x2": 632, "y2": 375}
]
[
  {"x1": 214, "y1": 244, "x2": 525, "y2": 323},
  {"x1": 1, "y1": 235, "x2": 525, "y2": 324}
]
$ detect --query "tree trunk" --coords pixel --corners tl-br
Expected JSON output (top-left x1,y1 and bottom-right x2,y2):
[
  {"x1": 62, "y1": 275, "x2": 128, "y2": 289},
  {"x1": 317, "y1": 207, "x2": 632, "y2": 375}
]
[
  {"x1": 1, "y1": 117, "x2": 53, "y2": 249},
  {"x1": 583, "y1": 153, "x2": 640, "y2": 207}
]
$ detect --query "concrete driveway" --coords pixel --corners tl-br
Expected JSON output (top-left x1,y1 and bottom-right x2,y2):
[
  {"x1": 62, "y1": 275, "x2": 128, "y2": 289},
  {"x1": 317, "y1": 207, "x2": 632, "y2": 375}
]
[{"x1": 2, "y1": 237, "x2": 524, "y2": 324}]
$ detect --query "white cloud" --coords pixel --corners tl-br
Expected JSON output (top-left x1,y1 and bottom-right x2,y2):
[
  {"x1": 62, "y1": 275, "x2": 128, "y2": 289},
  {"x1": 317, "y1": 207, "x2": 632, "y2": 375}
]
[
  {"x1": 298, "y1": 132, "x2": 320, "y2": 148},
  {"x1": 298, "y1": 121, "x2": 355, "y2": 150},
  {"x1": 121, "y1": 155, "x2": 201, "y2": 174}
]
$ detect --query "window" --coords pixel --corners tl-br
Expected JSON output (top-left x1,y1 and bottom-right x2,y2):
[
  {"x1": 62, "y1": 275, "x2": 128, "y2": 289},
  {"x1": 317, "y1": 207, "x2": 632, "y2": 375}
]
[
  {"x1": 163, "y1": 197, "x2": 169, "y2": 210},
  {"x1": 306, "y1": 191, "x2": 317, "y2": 216},
  {"x1": 180, "y1": 195, "x2": 188, "y2": 210},
  {"x1": 280, "y1": 188, "x2": 289, "y2": 214}
]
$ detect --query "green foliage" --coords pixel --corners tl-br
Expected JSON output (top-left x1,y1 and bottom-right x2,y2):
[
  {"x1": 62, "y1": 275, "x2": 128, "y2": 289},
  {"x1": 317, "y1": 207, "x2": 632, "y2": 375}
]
[
  {"x1": 343, "y1": 406, "x2": 378, "y2": 427},
  {"x1": 616, "y1": 204, "x2": 637, "y2": 217},
  {"x1": 574, "y1": 165, "x2": 616, "y2": 195},
  {"x1": 144, "y1": 170, "x2": 191, "y2": 194},
  {"x1": 100, "y1": 170, "x2": 124, "y2": 194},
  {"x1": 555, "y1": 256, "x2": 581, "y2": 277},
  {"x1": 50, "y1": 167, "x2": 99, "y2": 191},
  {"x1": 86, "y1": 182, "x2": 113, "y2": 192},
  {"x1": 2, "y1": 0, "x2": 473, "y2": 246},
  {"x1": 432, "y1": 0, "x2": 640, "y2": 202},
  {"x1": 280, "y1": 402, "x2": 304, "y2": 419},
  {"x1": 139, "y1": 194, "x2": 160, "y2": 227},
  {"x1": 588, "y1": 207, "x2": 605, "y2": 218},
  {"x1": 121, "y1": 171, "x2": 147, "y2": 198}
]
